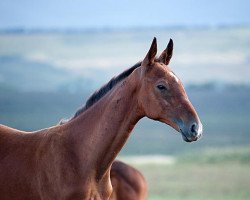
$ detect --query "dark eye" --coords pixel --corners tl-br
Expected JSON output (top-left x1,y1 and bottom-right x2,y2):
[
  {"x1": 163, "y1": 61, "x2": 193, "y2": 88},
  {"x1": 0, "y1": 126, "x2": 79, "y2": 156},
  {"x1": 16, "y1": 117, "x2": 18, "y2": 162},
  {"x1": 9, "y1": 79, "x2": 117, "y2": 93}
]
[{"x1": 157, "y1": 85, "x2": 167, "y2": 91}]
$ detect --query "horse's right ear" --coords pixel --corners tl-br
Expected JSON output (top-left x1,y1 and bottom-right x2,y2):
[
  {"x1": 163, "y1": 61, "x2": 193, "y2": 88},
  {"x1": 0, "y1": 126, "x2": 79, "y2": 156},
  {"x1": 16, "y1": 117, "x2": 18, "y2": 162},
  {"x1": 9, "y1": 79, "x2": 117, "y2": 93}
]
[{"x1": 142, "y1": 37, "x2": 157, "y2": 67}]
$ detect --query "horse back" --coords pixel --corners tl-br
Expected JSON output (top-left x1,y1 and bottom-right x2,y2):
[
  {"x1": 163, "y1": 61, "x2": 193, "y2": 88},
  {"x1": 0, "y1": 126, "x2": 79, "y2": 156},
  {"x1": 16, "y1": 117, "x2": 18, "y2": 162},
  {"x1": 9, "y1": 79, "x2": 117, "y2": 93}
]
[
  {"x1": 0, "y1": 124, "x2": 30, "y2": 156},
  {"x1": 0, "y1": 125, "x2": 41, "y2": 199}
]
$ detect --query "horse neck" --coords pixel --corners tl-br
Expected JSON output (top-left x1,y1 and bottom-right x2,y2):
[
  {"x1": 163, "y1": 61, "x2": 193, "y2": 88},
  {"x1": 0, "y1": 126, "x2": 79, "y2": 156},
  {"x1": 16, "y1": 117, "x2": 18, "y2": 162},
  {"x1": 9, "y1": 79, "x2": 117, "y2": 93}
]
[{"x1": 64, "y1": 70, "x2": 143, "y2": 179}]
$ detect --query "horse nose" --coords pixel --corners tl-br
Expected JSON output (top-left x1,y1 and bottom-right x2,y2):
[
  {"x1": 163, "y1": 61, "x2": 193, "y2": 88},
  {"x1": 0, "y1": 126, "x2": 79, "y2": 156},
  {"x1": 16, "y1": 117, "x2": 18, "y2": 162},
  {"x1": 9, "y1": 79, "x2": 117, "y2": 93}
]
[
  {"x1": 178, "y1": 120, "x2": 203, "y2": 142},
  {"x1": 190, "y1": 123, "x2": 197, "y2": 134},
  {"x1": 189, "y1": 123, "x2": 202, "y2": 140}
]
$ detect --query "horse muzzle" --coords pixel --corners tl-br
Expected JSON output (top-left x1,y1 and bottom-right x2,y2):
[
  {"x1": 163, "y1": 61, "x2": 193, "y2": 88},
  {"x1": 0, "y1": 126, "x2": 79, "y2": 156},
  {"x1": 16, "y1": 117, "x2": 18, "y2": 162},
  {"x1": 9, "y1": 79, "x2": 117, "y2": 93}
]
[{"x1": 179, "y1": 121, "x2": 203, "y2": 142}]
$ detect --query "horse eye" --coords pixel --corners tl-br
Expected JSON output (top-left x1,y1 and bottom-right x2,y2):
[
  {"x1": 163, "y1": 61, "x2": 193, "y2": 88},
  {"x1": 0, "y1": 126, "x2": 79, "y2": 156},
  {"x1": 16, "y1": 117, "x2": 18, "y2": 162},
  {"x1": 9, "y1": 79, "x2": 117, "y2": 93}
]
[{"x1": 157, "y1": 85, "x2": 167, "y2": 91}]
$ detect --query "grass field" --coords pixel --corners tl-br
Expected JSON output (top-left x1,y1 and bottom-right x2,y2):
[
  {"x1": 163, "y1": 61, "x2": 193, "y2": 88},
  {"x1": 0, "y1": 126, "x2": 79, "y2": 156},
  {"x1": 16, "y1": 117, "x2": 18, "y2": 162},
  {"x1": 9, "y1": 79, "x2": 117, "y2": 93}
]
[{"x1": 120, "y1": 147, "x2": 250, "y2": 200}]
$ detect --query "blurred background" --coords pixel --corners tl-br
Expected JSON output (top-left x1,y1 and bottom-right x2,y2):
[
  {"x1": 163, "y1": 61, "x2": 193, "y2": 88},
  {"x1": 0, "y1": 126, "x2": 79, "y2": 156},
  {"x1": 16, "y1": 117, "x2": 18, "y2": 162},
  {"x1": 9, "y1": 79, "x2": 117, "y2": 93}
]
[{"x1": 0, "y1": 0, "x2": 250, "y2": 199}]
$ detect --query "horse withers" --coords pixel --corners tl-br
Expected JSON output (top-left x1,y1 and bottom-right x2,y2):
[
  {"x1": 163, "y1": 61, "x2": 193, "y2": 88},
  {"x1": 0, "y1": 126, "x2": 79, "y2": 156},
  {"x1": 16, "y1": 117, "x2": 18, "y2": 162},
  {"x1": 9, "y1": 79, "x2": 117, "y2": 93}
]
[{"x1": 0, "y1": 38, "x2": 202, "y2": 200}]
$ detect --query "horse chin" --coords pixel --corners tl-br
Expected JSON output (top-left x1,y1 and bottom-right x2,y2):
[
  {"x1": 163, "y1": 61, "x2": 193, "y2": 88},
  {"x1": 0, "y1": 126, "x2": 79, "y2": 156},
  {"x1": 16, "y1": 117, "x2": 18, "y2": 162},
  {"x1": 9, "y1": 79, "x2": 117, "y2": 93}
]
[
  {"x1": 181, "y1": 132, "x2": 193, "y2": 143},
  {"x1": 180, "y1": 131, "x2": 200, "y2": 143}
]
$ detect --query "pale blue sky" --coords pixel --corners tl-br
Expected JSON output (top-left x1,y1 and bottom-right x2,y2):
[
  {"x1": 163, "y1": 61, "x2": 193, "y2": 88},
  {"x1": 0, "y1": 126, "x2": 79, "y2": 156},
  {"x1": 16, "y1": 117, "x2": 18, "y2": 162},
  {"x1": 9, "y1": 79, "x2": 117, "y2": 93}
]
[{"x1": 0, "y1": 0, "x2": 250, "y2": 29}]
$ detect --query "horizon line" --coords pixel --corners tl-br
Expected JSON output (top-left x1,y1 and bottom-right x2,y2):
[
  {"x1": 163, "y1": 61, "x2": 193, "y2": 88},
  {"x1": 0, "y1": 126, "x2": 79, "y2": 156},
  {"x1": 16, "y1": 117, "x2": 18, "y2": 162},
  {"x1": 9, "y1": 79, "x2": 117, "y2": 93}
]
[{"x1": 0, "y1": 23, "x2": 250, "y2": 34}]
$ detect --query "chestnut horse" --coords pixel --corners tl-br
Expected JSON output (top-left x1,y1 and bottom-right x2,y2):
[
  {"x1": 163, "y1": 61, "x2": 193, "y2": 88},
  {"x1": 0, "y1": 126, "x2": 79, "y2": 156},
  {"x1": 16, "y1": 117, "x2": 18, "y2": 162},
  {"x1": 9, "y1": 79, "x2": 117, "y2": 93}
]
[
  {"x1": 0, "y1": 38, "x2": 202, "y2": 200},
  {"x1": 110, "y1": 161, "x2": 147, "y2": 200}
]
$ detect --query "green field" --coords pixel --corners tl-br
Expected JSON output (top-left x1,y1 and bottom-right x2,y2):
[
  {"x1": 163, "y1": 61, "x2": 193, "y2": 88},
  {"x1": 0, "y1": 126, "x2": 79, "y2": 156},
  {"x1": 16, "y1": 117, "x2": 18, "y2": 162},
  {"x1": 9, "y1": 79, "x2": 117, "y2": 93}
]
[{"x1": 120, "y1": 147, "x2": 250, "y2": 200}]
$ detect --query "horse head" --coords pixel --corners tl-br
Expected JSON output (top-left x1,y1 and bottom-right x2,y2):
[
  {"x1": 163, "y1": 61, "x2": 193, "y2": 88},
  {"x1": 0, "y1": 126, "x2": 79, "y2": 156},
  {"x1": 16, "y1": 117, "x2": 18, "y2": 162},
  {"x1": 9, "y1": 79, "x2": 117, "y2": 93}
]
[{"x1": 137, "y1": 38, "x2": 203, "y2": 142}]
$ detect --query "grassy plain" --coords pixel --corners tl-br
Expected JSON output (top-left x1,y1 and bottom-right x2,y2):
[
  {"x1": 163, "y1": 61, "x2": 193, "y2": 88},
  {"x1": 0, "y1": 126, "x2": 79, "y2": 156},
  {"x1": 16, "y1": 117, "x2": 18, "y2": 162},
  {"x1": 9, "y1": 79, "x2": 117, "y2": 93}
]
[{"x1": 120, "y1": 147, "x2": 250, "y2": 200}]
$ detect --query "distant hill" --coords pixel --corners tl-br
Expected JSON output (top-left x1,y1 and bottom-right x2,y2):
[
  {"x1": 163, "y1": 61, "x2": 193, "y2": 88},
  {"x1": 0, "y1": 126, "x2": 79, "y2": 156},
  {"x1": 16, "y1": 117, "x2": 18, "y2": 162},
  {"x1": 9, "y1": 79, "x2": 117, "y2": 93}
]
[
  {"x1": 0, "y1": 55, "x2": 100, "y2": 94},
  {"x1": 0, "y1": 55, "x2": 76, "y2": 92}
]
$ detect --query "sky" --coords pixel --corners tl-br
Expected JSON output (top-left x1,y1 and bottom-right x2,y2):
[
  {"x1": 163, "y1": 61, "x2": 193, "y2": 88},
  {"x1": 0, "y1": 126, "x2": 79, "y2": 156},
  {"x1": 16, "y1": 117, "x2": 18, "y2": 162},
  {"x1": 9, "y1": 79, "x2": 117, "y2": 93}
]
[{"x1": 0, "y1": 0, "x2": 250, "y2": 29}]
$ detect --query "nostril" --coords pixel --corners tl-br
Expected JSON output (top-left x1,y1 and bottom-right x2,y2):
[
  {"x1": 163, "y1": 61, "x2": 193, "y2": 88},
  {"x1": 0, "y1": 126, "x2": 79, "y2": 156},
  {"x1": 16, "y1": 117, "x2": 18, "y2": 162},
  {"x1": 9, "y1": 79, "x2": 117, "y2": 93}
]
[{"x1": 190, "y1": 124, "x2": 197, "y2": 134}]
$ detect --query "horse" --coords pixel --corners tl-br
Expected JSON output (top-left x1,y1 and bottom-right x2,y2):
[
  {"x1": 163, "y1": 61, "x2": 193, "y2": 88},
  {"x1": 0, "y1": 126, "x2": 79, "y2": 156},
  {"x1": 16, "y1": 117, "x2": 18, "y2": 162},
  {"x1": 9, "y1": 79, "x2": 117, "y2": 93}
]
[
  {"x1": 110, "y1": 161, "x2": 147, "y2": 200},
  {"x1": 0, "y1": 38, "x2": 203, "y2": 200}
]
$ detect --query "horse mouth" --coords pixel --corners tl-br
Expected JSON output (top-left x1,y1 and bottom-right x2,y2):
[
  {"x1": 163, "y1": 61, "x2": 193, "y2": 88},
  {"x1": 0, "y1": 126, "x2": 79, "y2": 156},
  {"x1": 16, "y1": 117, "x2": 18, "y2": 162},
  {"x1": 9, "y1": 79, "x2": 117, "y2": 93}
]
[
  {"x1": 180, "y1": 129, "x2": 197, "y2": 143},
  {"x1": 181, "y1": 133, "x2": 192, "y2": 142}
]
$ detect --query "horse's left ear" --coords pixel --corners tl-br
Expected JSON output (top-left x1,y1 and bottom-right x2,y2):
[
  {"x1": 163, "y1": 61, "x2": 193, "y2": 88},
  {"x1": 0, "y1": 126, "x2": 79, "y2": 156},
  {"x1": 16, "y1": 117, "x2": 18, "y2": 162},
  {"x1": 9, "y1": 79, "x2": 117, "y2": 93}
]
[
  {"x1": 158, "y1": 38, "x2": 173, "y2": 65},
  {"x1": 142, "y1": 37, "x2": 157, "y2": 67}
]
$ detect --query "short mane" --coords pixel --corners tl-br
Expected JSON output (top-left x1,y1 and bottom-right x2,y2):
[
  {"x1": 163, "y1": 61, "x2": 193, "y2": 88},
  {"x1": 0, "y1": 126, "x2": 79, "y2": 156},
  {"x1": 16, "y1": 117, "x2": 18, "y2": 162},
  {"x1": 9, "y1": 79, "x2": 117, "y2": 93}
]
[{"x1": 69, "y1": 61, "x2": 141, "y2": 121}]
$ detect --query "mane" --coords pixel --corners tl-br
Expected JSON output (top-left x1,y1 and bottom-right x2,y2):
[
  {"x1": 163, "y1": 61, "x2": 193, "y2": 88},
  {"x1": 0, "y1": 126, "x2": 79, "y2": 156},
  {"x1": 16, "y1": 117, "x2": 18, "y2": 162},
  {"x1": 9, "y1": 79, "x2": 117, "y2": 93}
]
[{"x1": 62, "y1": 61, "x2": 141, "y2": 123}]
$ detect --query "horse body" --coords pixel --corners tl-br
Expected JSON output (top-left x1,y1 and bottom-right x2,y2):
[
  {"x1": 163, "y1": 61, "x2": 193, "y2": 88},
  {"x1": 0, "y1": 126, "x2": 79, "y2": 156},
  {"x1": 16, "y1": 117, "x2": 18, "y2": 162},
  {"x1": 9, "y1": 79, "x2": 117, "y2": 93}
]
[
  {"x1": 0, "y1": 125, "x2": 87, "y2": 200},
  {"x1": 0, "y1": 38, "x2": 202, "y2": 199},
  {"x1": 0, "y1": 70, "x2": 142, "y2": 199},
  {"x1": 110, "y1": 161, "x2": 147, "y2": 200}
]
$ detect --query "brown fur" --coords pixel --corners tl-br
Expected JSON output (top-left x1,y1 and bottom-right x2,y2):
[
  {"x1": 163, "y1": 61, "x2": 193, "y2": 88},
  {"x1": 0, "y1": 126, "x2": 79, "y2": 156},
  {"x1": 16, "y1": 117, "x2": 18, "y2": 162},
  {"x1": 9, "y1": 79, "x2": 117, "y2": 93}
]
[
  {"x1": 110, "y1": 161, "x2": 147, "y2": 200},
  {"x1": 0, "y1": 38, "x2": 202, "y2": 199}
]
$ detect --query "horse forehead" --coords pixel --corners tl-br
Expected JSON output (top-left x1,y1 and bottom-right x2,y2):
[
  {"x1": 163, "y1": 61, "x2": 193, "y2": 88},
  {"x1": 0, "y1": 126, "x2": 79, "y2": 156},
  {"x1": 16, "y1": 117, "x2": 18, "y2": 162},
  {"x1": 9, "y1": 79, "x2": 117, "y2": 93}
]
[
  {"x1": 150, "y1": 63, "x2": 167, "y2": 75},
  {"x1": 149, "y1": 65, "x2": 180, "y2": 84},
  {"x1": 150, "y1": 63, "x2": 172, "y2": 78},
  {"x1": 157, "y1": 63, "x2": 179, "y2": 82},
  {"x1": 169, "y1": 71, "x2": 179, "y2": 83}
]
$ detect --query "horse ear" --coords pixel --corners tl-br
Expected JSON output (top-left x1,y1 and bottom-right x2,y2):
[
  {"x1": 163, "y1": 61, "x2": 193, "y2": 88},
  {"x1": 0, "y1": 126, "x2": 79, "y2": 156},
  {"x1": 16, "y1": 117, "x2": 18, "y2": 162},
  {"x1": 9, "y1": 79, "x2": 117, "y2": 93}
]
[
  {"x1": 142, "y1": 37, "x2": 157, "y2": 66},
  {"x1": 158, "y1": 38, "x2": 173, "y2": 65}
]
